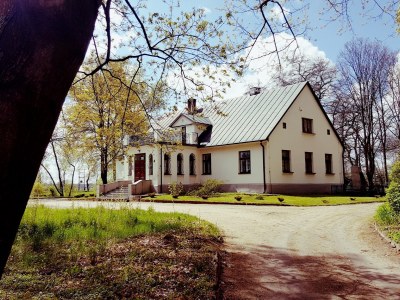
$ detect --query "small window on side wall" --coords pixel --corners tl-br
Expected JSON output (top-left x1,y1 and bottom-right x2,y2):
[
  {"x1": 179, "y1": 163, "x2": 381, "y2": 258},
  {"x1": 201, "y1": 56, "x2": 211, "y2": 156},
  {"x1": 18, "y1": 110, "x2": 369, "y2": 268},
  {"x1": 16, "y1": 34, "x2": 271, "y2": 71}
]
[
  {"x1": 239, "y1": 151, "x2": 251, "y2": 174},
  {"x1": 202, "y1": 153, "x2": 211, "y2": 175},
  {"x1": 282, "y1": 150, "x2": 291, "y2": 173},
  {"x1": 325, "y1": 154, "x2": 333, "y2": 174},
  {"x1": 189, "y1": 154, "x2": 196, "y2": 175},
  {"x1": 305, "y1": 152, "x2": 314, "y2": 174},
  {"x1": 283, "y1": 122, "x2": 287, "y2": 129},
  {"x1": 327, "y1": 129, "x2": 331, "y2": 135},
  {"x1": 177, "y1": 153, "x2": 184, "y2": 175},
  {"x1": 302, "y1": 118, "x2": 313, "y2": 133},
  {"x1": 164, "y1": 153, "x2": 171, "y2": 175},
  {"x1": 149, "y1": 154, "x2": 153, "y2": 175}
]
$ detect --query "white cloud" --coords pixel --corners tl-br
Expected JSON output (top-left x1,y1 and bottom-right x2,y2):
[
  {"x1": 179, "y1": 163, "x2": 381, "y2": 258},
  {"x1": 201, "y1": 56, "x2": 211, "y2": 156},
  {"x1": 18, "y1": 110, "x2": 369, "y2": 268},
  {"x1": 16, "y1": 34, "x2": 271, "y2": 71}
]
[
  {"x1": 224, "y1": 33, "x2": 331, "y2": 98},
  {"x1": 200, "y1": 7, "x2": 211, "y2": 14}
]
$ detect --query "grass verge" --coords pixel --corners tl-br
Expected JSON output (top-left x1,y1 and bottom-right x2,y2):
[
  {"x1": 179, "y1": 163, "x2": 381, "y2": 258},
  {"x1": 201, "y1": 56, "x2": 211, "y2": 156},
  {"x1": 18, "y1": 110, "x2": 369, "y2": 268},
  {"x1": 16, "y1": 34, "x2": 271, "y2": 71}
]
[
  {"x1": 375, "y1": 203, "x2": 400, "y2": 244},
  {"x1": 0, "y1": 205, "x2": 221, "y2": 299},
  {"x1": 143, "y1": 193, "x2": 385, "y2": 206}
]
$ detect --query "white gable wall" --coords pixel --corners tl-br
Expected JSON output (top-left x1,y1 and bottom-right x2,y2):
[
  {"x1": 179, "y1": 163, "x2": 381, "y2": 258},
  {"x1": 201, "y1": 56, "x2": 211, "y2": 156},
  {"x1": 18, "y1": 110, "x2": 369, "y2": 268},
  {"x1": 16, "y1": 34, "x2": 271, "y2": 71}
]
[{"x1": 267, "y1": 85, "x2": 343, "y2": 193}]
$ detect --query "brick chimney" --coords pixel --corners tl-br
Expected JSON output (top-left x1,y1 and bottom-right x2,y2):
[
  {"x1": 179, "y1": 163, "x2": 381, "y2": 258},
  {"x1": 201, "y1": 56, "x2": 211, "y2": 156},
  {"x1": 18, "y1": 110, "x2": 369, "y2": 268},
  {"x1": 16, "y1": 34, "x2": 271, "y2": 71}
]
[
  {"x1": 248, "y1": 87, "x2": 261, "y2": 96},
  {"x1": 187, "y1": 98, "x2": 196, "y2": 113}
]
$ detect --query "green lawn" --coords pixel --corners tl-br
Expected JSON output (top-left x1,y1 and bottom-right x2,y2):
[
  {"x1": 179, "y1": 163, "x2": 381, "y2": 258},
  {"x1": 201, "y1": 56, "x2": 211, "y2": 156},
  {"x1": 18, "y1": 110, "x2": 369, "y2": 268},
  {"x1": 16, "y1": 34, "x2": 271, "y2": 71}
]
[
  {"x1": 143, "y1": 193, "x2": 385, "y2": 206},
  {"x1": 0, "y1": 205, "x2": 221, "y2": 299}
]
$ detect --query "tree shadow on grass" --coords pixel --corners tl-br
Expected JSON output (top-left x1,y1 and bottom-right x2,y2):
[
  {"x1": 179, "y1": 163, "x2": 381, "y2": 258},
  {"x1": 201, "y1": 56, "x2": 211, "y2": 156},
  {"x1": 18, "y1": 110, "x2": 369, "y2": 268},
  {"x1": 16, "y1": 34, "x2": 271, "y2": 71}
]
[{"x1": 222, "y1": 245, "x2": 400, "y2": 300}]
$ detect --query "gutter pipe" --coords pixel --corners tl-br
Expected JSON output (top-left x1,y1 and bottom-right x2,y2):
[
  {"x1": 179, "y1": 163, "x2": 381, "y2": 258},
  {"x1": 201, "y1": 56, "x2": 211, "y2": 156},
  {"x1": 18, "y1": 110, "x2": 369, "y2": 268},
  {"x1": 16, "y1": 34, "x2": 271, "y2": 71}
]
[{"x1": 260, "y1": 141, "x2": 267, "y2": 194}]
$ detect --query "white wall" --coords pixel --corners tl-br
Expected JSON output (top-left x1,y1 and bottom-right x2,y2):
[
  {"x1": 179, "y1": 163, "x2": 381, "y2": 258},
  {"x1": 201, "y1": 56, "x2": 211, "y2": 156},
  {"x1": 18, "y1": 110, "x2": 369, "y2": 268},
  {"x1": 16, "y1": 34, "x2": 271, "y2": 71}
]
[
  {"x1": 267, "y1": 86, "x2": 343, "y2": 185},
  {"x1": 197, "y1": 142, "x2": 265, "y2": 185}
]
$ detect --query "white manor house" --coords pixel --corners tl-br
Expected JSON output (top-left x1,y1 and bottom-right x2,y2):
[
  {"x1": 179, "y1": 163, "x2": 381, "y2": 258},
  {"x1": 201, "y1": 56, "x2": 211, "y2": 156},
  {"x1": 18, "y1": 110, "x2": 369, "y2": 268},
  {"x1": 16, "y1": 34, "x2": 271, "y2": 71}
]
[{"x1": 98, "y1": 82, "x2": 344, "y2": 197}]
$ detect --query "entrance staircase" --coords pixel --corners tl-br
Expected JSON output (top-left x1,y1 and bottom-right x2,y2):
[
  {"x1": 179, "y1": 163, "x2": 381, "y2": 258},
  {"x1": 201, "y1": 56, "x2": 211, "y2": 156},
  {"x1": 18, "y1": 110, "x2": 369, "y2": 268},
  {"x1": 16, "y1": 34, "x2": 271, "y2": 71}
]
[
  {"x1": 97, "y1": 180, "x2": 154, "y2": 200},
  {"x1": 100, "y1": 185, "x2": 129, "y2": 200}
]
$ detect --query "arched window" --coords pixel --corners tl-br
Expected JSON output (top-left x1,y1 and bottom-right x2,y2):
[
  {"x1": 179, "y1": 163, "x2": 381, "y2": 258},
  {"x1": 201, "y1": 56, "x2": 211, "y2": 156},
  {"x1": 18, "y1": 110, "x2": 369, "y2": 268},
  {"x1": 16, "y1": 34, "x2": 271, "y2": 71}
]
[
  {"x1": 164, "y1": 153, "x2": 171, "y2": 175},
  {"x1": 177, "y1": 153, "x2": 184, "y2": 175},
  {"x1": 189, "y1": 153, "x2": 196, "y2": 175},
  {"x1": 148, "y1": 154, "x2": 153, "y2": 175}
]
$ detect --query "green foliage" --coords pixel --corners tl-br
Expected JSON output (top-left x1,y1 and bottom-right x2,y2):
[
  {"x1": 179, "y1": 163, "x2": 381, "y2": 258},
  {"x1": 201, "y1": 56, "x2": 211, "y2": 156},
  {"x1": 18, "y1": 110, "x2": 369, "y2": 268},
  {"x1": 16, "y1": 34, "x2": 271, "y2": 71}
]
[
  {"x1": 375, "y1": 203, "x2": 398, "y2": 225},
  {"x1": 30, "y1": 180, "x2": 47, "y2": 198},
  {"x1": 195, "y1": 179, "x2": 223, "y2": 197},
  {"x1": 48, "y1": 186, "x2": 57, "y2": 197},
  {"x1": 375, "y1": 203, "x2": 400, "y2": 243},
  {"x1": 387, "y1": 158, "x2": 400, "y2": 214},
  {"x1": 255, "y1": 195, "x2": 264, "y2": 200},
  {"x1": 234, "y1": 195, "x2": 242, "y2": 201},
  {"x1": 168, "y1": 182, "x2": 184, "y2": 197},
  {"x1": 68, "y1": 60, "x2": 151, "y2": 184},
  {"x1": 389, "y1": 159, "x2": 400, "y2": 182}
]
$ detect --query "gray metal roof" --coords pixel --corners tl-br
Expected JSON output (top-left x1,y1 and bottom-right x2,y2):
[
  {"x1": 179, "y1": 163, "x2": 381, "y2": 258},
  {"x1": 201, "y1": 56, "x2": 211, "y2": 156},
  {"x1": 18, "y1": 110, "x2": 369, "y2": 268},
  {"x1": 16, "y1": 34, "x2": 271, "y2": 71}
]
[{"x1": 154, "y1": 82, "x2": 308, "y2": 147}]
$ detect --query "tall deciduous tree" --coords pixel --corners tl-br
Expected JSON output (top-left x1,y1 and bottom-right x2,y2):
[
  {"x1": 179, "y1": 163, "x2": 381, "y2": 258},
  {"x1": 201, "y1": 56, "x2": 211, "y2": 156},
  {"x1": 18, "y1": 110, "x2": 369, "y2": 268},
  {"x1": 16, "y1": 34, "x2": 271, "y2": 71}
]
[
  {"x1": 67, "y1": 62, "x2": 148, "y2": 184},
  {"x1": 335, "y1": 38, "x2": 397, "y2": 189},
  {"x1": 273, "y1": 53, "x2": 337, "y2": 103}
]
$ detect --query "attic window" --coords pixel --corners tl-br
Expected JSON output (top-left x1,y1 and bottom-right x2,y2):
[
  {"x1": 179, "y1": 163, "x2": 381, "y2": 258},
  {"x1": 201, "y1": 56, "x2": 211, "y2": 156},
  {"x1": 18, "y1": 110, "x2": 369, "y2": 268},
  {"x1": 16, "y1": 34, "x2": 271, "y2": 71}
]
[
  {"x1": 327, "y1": 129, "x2": 331, "y2": 135},
  {"x1": 302, "y1": 118, "x2": 313, "y2": 134},
  {"x1": 283, "y1": 122, "x2": 287, "y2": 129}
]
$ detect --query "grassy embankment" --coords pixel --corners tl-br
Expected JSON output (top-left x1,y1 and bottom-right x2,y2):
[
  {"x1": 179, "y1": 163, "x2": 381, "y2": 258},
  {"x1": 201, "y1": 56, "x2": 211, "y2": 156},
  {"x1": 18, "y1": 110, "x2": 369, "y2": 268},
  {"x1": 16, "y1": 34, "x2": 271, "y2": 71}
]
[
  {"x1": 375, "y1": 203, "x2": 400, "y2": 244},
  {"x1": 0, "y1": 205, "x2": 221, "y2": 299},
  {"x1": 143, "y1": 193, "x2": 385, "y2": 206}
]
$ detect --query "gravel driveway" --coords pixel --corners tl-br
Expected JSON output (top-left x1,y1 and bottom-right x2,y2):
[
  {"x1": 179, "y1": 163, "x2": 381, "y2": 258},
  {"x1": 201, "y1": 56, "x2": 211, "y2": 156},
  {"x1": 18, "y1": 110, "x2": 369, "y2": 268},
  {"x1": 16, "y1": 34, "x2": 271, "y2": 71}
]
[{"x1": 34, "y1": 200, "x2": 400, "y2": 299}]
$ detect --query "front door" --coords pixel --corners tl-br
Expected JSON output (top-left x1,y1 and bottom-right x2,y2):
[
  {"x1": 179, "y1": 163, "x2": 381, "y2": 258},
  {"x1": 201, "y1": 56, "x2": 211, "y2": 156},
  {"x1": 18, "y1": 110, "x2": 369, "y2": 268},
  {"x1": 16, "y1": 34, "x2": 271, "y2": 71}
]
[{"x1": 134, "y1": 153, "x2": 146, "y2": 181}]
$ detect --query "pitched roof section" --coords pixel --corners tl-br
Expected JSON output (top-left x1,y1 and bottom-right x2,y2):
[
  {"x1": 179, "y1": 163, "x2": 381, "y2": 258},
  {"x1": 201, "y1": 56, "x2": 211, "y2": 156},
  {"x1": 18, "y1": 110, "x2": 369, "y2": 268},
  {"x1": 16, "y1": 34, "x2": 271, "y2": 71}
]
[
  {"x1": 200, "y1": 82, "x2": 307, "y2": 146},
  {"x1": 153, "y1": 82, "x2": 308, "y2": 147}
]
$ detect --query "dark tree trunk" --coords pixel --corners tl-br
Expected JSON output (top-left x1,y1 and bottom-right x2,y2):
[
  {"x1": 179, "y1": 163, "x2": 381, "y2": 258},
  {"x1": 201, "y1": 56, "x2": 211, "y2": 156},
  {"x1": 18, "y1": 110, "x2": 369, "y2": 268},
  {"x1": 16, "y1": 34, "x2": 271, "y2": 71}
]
[
  {"x1": 0, "y1": 0, "x2": 100, "y2": 277},
  {"x1": 51, "y1": 141, "x2": 64, "y2": 196},
  {"x1": 68, "y1": 162, "x2": 76, "y2": 197},
  {"x1": 86, "y1": 171, "x2": 91, "y2": 191},
  {"x1": 100, "y1": 148, "x2": 108, "y2": 184}
]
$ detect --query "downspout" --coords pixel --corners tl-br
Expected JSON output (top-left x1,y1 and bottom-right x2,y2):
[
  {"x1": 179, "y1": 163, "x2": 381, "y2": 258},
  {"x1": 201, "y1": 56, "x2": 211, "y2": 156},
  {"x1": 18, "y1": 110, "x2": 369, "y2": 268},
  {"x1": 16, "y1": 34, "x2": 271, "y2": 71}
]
[
  {"x1": 260, "y1": 141, "x2": 267, "y2": 194},
  {"x1": 160, "y1": 146, "x2": 163, "y2": 193},
  {"x1": 341, "y1": 146, "x2": 345, "y2": 193}
]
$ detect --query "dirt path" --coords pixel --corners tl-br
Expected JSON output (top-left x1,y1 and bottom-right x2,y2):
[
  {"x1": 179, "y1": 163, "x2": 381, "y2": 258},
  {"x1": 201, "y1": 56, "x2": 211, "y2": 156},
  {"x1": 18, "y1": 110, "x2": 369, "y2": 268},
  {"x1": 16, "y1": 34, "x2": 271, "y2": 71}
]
[{"x1": 35, "y1": 200, "x2": 400, "y2": 299}]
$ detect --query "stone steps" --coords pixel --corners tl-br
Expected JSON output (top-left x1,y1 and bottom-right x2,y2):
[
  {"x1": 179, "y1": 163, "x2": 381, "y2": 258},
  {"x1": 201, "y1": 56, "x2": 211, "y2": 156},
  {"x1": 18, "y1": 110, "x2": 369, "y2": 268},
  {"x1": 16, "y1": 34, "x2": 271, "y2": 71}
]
[{"x1": 101, "y1": 186, "x2": 129, "y2": 200}]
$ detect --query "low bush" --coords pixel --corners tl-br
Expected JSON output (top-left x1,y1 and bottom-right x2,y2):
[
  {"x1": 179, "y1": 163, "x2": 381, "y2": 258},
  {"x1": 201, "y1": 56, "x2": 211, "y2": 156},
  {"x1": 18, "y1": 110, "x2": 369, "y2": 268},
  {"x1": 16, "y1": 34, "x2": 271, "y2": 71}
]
[
  {"x1": 168, "y1": 182, "x2": 184, "y2": 198},
  {"x1": 194, "y1": 179, "x2": 223, "y2": 197},
  {"x1": 375, "y1": 203, "x2": 398, "y2": 225}
]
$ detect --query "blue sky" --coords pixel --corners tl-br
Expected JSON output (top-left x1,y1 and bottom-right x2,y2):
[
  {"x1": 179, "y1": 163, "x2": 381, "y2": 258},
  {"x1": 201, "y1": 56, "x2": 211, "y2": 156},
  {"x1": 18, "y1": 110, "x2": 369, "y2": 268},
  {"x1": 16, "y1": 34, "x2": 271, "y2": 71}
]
[
  {"x1": 164, "y1": 0, "x2": 400, "y2": 63},
  {"x1": 303, "y1": 1, "x2": 399, "y2": 61}
]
